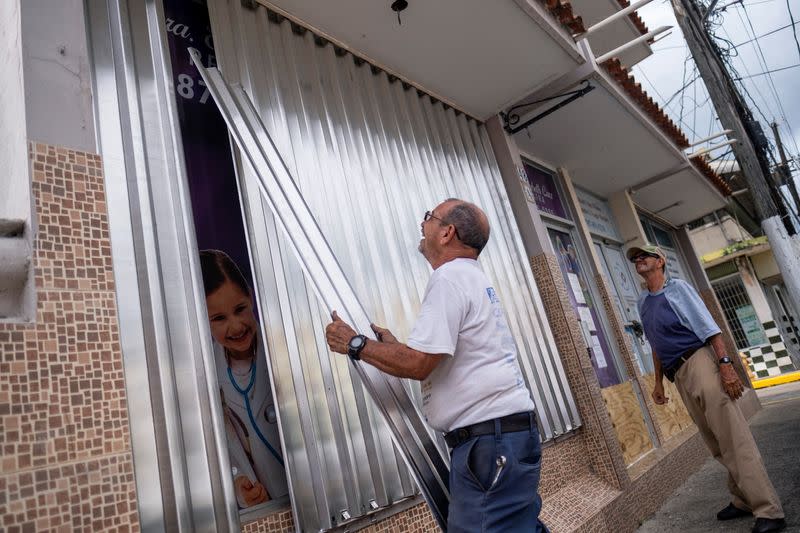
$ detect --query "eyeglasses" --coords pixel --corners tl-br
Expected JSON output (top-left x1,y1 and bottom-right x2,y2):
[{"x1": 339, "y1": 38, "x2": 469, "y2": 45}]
[
  {"x1": 424, "y1": 210, "x2": 462, "y2": 241},
  {"x1": 631, "y1": 252, "x2": 659, "y2": 263}
]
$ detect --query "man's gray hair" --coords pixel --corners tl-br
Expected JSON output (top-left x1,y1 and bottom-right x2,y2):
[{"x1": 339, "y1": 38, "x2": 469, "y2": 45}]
[{"x1": 443, "y1": 199, "x2": 490, "y2": 254}]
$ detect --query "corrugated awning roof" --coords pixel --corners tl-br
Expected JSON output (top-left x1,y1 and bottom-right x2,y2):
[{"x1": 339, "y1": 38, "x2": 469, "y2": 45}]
[
  {"x1": 541, "y1": 0, "x2": 587, "y2": 34},
  {"x1": 616, "y1": 0, "x2": 650, "y2": 37},
  {"x1": 691, "y1": 156, "x2": 733, "y2": 196},
  {"x1": 602, "y1": 58, "x2": 689, "y2": 147},
  {"x1": 600, "y1": 58, "x2": 731, "y2": 197}
]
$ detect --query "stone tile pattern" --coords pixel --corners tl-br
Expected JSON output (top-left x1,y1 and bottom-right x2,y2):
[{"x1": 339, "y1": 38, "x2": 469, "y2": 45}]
[
  {"x1": 538, "y1": 432, "x2": 592, "y2": 496},
  {"x1": 595, "y1": 431, "x2": 709, "y2": 533},
  {"x1": 0, "y1": 143, "x2": 139, "y2": 532},
  {"x1": 358, "y1": 502, "x2": 438, "y2": 533},
  {"x1": 242, "y1": 508, "x2": 294, "y2": 532},
  {"x1": 530, "y1": 254, "x2": 628, "y2": 489}
]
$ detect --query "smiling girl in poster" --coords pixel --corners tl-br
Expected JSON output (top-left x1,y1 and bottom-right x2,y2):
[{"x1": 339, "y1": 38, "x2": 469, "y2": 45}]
[{"x1": 200, "y1": 250, "x2": 288, "y2": 509}]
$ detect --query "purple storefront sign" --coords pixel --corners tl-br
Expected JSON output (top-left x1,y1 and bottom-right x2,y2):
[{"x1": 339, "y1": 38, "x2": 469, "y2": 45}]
[
  {"x1": 163, "y1": 0, "x2": 252, "y2": 286},
  {"x1": 523, "y1": 162, "x2": 568, "y2": 219}
]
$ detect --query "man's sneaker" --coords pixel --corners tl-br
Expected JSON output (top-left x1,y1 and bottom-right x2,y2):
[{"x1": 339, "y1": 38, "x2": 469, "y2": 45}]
[
  {"x1": 717, "y1": 503, "x2": 752, "y2": 521},
  {"x1": 752, "y1": 517, "x2": 787, "y2": 533}
]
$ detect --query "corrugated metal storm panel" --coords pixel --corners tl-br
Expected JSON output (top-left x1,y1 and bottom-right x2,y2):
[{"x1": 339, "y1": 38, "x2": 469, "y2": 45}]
[{"x1": 207, "y1": 1, "x2": 580, "y2": 530}]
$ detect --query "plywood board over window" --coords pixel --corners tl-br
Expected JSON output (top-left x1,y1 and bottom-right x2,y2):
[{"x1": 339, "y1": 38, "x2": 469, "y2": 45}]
[
  {"x1": 640, "y1": 374, "x2": 695, "y2": 440},
  {"x1": 600, "y1": 381, "x2": 653, "y2": 465}
]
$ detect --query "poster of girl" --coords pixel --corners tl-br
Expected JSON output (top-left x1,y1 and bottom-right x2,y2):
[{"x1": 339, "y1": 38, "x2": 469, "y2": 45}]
[{"x1": 200, "y1": 249, "x2": 288, "y2": 509}]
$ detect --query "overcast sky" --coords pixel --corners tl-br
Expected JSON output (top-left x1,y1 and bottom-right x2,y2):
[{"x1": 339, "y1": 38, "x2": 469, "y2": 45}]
[{"x1": 632, "y1": 0, "x2": 800, "y2": 192}]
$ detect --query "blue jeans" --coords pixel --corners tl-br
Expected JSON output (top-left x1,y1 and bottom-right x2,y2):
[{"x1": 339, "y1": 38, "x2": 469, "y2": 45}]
[{"x1": 448, "y1": 414, "x2": 548, "y2": 533}]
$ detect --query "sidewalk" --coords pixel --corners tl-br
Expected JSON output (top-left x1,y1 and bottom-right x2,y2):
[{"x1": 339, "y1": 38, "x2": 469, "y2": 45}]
[{"x1": 636, "y1": 381, "x2": 800, "y2": 532}]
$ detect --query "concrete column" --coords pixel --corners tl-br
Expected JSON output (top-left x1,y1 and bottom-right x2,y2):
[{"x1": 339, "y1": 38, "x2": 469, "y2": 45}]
[
  {"x1": 0, "y1": 1, "x2": 35, "y2": 322},
  {"x1": 485, "y1": 116, "x2": 553, "y2": 257},
  {"x1": 737, "y1": 257, "x2": 774, "y2": 324},
  {"x1": 21, "y1": 0, "x2": 96, "y2": 152},
  {"x1": 609, "y1": 189, "x2": 648, "y2": 248},
  {"x1": 486, "y1": 117, "x2": 630, "y2": 488}
]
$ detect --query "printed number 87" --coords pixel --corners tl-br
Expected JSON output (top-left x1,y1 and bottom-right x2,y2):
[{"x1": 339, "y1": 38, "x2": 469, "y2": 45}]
[{"x1": 177, "y1": 73, "x2": 210, "y2": 104}]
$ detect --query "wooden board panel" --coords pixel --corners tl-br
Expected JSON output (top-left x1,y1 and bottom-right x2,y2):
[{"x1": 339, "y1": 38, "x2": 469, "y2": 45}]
[
  {"x1": 640, "y1": 373, "x2": 695, "y2": 440},
  {"x1": 600, "y1": 381, "x2": 654, "y2": 465}
]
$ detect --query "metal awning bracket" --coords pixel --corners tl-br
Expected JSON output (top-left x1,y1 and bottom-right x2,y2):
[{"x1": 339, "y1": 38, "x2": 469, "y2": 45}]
[{"x1": 501, "y1": 80, "x2": 595, "y2": 135}]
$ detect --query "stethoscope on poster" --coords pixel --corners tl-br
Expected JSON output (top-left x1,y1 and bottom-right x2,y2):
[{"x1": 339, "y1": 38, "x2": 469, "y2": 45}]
[{"x1": 227, "y1": 360, "x2": 284, "y2": 467}]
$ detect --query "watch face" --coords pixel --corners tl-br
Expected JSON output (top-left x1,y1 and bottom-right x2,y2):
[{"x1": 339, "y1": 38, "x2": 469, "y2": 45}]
[{"x1": 350, "y1": 335, "x2": 365, "y2": 349}]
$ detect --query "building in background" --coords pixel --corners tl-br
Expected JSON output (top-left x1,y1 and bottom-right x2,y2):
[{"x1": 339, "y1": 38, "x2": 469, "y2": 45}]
[
  {"x1": 689, "y1": 210, "x2": 800, "y2": 382},
  {"x1": 1, "y1": 1, "x2": 763, "y2": 531}
]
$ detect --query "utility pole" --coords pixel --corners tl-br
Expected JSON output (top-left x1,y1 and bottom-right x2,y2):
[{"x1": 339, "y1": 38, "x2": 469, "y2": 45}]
[
  {"x1": 672, "y1": 0, "x2": 800, "y2": 365},
  {"x1": 771, "y1": 121, "x2": 800, "y2": 225}
]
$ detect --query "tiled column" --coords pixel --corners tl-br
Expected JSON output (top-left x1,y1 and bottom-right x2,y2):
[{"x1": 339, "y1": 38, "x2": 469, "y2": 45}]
[
  {"x1": 486, "y1": 117, "x2": 629, "y2": 490},
  {"x1": 530, "y1": 255, "x2": 629, "y2": 489},
  {"x1": 0, "y1": 143, "x2": 139, "y2": 531}
]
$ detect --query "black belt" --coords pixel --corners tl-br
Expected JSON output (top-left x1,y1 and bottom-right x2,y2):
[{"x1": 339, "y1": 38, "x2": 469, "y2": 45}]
[
  {"x1": 663, "y1": 346, "x2": 703, "y2": 382},
  {"x1": 444, "y1": 411, "x2": 535, "y2": 449}
]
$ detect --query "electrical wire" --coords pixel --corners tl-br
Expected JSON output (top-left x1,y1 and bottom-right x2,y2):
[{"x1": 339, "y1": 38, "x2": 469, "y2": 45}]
[
  {"x1": 637, "y1": 67, "x2": 704, "y2": 139},
  {"x1": 706, "y1": 8, "x2": 795, "y2": 167},
  {"x1": 734, "y1": 63, "x2": 800, "y2": 79},
  {"x1": 786, "y1": 0, "x2": 800, "y2": 61},
  {"x1": 733, "y1": 21, "x2": 799, "y2": 48},
  {"x1": 737, "y1": 4, "x2": 800, "y2": 156}
]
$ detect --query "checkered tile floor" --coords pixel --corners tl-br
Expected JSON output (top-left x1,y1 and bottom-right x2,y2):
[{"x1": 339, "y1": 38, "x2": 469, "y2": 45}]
[
  {"x1": 745, "y1": 322, "x2": 798, "y2": 379},
  {"x1": 744, "y1": 322, "x2": 797, "y2": 379}
]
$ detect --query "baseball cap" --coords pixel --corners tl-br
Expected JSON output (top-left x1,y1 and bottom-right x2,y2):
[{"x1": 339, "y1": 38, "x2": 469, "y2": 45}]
[{"x1": 626, "y1": 244, "x2": 667, "y2": 263}]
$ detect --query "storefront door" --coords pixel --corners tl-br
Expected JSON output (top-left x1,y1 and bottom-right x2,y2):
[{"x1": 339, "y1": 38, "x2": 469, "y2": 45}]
[
  {"x1": 594, "y1": 242, "x2": 654, "y2": 375},
  {"x1": 548, "y1": 228, "x2": 624, "y2": 387}
]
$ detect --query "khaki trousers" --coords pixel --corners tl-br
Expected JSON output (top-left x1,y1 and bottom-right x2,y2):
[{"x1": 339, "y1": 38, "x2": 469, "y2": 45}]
[{"x1": 674, "y1": 346, "x2": 783, "y2": 519}]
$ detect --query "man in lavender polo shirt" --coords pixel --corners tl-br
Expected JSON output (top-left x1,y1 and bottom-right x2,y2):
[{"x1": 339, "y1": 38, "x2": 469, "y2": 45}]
[{"x1": 629, "y1": 243, "x2": 785, "y2": 533}]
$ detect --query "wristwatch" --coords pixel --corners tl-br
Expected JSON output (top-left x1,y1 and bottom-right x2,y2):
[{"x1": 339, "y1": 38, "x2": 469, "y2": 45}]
[
  {"x1": 347, "y1": 334, "x2": 368, "y2": 361},
  {"x1": 718, "y1": 356, "x2": 733, "y2": 365}
]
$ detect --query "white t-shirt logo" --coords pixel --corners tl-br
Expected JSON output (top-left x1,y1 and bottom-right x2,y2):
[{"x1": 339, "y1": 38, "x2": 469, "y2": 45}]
[{"x1": 486, "y1": 287, "x2": 500, "y2": 304}]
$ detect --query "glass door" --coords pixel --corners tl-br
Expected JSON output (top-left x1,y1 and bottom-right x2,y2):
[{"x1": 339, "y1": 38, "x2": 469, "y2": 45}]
[
  {"x1": 595, "y1": 242, "x2": 654, "y2": 375},
  {"x1": 548, "y1": 228, "x2": 624, "y2": 387}
]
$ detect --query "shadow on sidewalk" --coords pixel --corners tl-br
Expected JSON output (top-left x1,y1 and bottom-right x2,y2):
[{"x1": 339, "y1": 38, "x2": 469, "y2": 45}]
[{"x1": 636, "y1": 381, "x2": 800, "y2": 532}]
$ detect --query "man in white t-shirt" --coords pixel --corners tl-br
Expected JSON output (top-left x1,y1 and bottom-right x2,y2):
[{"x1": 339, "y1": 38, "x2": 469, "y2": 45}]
[{"x1": 326, "y1": 199, "x2": 548, "y2": 533}]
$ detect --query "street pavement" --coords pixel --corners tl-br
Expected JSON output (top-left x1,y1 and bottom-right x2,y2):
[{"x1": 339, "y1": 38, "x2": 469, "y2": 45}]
[{"x1": 636, "y1": 380, "x2": 800, "y2": 532}]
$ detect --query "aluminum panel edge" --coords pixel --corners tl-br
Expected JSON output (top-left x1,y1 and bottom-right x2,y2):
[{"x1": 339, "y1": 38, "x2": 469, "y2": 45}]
[{"x1": 86, "y1": 0, "x2": 240, "y2": 530}]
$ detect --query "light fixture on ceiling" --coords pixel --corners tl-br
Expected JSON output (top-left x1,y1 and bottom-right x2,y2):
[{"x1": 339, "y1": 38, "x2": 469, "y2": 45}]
[{"x1": 391, "y1": 0, "x2": 408, "y2": 25}]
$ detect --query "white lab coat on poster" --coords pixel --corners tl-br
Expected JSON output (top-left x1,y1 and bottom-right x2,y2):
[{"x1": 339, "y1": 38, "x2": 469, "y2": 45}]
[{"x1": 215, "y1": 338, "x2": 288, "y2": 505}]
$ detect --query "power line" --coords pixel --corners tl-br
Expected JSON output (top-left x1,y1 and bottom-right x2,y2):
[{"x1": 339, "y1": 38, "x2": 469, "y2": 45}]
[
  {"x1": 732, "y1": 21, "x2": 799, "y2": 48},
  {"x1": 636, "y1": 67, "x2": 704, "y2": 139},
  {"x1": 733, "y1": 63, "x2": 800, "y2": 79},
  {"x1": 787, "y1": 0, "x2": 800, "y2": 61},
  {"x1": 738, "y1": 4, "x2": 800, "y2": 156},
  {"x1": 715, "y1": 23, "x2": 775, "y2": 132}
]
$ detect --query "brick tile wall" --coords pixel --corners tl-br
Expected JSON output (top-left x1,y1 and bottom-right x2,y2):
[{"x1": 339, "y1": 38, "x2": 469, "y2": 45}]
[
  {"x1": 530, "y1": 254, "x2": 628, "y2": 489},
  {"x1": 0, "y1": 143, "x2": 139, "y2": 532}
]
